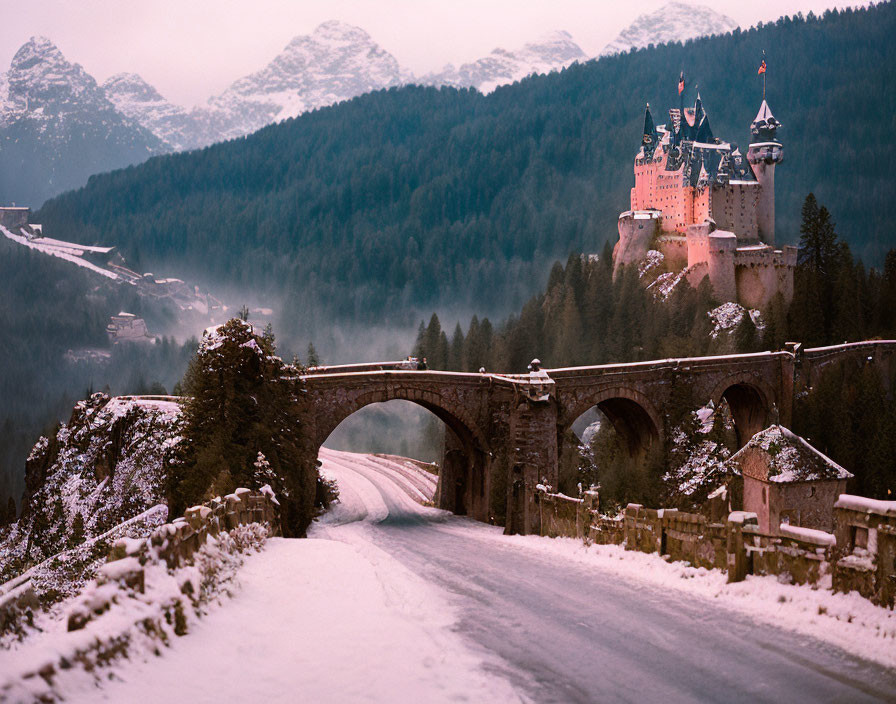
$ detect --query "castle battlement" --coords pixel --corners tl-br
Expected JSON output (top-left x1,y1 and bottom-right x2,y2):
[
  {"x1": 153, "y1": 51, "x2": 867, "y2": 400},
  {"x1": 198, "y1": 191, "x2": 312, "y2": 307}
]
[{"x1": 613, "y1": 85, "x2": 793, "y2": 310}]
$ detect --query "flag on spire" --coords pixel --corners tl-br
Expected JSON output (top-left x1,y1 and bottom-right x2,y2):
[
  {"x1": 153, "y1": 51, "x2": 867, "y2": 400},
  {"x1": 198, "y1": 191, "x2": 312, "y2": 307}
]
[
  {"x1": 758, "y1": 59, "x2": 767, "y2": 75},
  {"x1": 678, "y1": 71, "x2": 685, "y2": 95}
]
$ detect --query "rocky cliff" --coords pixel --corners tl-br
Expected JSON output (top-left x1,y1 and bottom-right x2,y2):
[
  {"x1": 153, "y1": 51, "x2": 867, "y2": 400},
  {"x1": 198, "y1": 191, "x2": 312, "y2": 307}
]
[{"x1": 0, "y1": 394, "x2": 181, "y2": 587}]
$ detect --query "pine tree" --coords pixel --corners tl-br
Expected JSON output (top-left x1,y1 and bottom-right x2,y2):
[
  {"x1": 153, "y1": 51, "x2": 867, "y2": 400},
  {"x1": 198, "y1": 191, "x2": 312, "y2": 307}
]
[
  {"x1": 169, "y1": 319, "x2": 316, "y2": 537},
  {"x1": 262, "y1": 323, "x2": 276, "y2": 352},
  {"x1": 306, "y1": 342, "x2": 320, "y2": 367},
  {"x1": 449, "y1": 324, "x2": 464, "y2": 371}
]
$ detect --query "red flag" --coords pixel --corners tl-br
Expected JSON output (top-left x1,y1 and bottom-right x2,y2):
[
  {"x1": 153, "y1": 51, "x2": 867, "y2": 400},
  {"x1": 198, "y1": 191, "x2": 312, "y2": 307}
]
[
  {"x1": 758, "y1": 59, "x2": 767, "y2": 75},
  {"x1": 678, "y1": 71, "x2": 685, "y2": 94}
]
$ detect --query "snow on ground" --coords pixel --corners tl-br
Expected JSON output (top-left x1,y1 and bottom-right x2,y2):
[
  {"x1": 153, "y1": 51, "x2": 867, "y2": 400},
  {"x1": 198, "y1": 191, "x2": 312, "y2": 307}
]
[
  {"x1": 102, "y1": 396, "x2": 182, "y2": 422},
  {"x1": 0, "y1": 225, "x2": 119, "y2": 280},
  {"x1": 708, "y1": 302, "x2": 764, "y2": 339},
  {"x1": 22, "y1": 449, "x2": 895, "y2": 701},
  {"x1": 321, "y1": 450, "x2": 896, "y2": 671},
  {"x1": 60, "y1": 451, "x2": 525, "y2": 703},
  {"x1": 638, "y1": 249, "x2": 664, "y2": 279}
]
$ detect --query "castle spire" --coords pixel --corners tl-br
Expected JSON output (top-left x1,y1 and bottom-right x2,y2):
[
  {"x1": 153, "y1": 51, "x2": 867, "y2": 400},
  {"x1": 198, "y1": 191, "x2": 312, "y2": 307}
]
[
  {"x1": 642, "y1": 103, "x2": 659, "y2": 158},
  {"x1": 750, "y1": 99, "x2": 781, "y2": 142}
]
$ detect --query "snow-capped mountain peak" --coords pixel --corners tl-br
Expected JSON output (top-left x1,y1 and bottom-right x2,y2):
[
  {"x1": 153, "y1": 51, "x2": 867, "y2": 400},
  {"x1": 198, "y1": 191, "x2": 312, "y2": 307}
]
[
  {"x1": 601, "y1": 2, "x2": 739, "y2": 56},
  {"x1": 0, "y1": 36, "x2": 163, "y2": 206},
  {"x1": 4, "y1": 36, "x2": 107, "y2": 117},
  {"x1": 102, "y1": 73, "x2": 201, "y2": 151},
  {"x1": 103, "y1": 72, "x2": 167, "y2": 105},
  {"x1": 424, "y1": 30, "x2": 586, "y2": 94},
  {"x1": 202, "y1": 20, "x2": 408, "y2": 141}
]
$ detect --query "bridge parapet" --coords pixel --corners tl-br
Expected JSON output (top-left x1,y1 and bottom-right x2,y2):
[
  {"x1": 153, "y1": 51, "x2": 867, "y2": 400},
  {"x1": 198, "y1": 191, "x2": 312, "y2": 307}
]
[
  {"x1": 288, "y1": 341, "x2": 891, "y2": 536},
  {"x1": 799, "y1": 340, "x2": 896, "y2": 389}
]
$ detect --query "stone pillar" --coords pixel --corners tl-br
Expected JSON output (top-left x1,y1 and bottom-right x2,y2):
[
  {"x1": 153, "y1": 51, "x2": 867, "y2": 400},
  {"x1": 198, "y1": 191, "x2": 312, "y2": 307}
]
[
  {"x1": 503, "y1": 399, "x2": 558, "y2": 535},
  {"x1": 437, "y1": 431, "x2": 469, "y2": 515},
  {"x1": 726, "y1": 511, "x2": 758, "y2": 583}
]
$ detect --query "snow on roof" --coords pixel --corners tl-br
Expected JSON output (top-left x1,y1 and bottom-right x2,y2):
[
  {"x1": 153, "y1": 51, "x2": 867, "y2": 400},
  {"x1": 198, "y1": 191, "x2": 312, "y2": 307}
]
[
  {"x1": 834, "y1": 494, "x2": 896, "y2": 517},
  {"x1": 753, "y1": 99, "x2": 775, "y2": 124},
  {"x1": 731, "y1": 425, "x2": 853, "y2": 483}
]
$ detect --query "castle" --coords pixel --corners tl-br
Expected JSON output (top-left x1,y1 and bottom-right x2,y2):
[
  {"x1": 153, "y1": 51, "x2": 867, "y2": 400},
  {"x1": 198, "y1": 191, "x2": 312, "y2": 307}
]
[{"x1": 613, "y1": 89, "x2": 796, "y2": 309}]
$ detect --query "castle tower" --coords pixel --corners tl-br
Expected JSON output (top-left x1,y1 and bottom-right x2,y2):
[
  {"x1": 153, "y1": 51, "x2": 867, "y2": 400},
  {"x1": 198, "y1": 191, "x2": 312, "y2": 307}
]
[{"x1": 746, "y1": 100, "x2": 783, "y2": 244}]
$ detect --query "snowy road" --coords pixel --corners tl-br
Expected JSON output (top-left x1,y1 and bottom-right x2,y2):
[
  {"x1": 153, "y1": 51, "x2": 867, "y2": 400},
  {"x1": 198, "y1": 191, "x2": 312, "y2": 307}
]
[{"x1": 77, "y1": 450, "x2": 896, "y2": 703}]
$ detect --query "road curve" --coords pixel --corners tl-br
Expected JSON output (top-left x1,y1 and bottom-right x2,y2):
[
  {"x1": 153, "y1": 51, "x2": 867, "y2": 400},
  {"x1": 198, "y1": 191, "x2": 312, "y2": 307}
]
[{"x1": 317, "y1": 450, "x2": 896, "y2": 704}]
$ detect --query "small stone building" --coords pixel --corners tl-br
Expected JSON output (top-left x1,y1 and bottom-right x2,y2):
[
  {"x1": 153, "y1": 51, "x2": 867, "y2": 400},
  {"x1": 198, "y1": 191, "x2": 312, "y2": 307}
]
[
  {"x1": 725, "y1": 425, "x2": 852, "y2": 534},
  {"x1": 106, "y1": 312, "x2": 152, "y2": 344}
]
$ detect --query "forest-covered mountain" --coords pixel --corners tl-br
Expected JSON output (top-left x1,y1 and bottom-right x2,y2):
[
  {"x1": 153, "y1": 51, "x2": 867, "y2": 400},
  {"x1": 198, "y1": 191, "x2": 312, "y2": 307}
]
[{"x1": 37, "y1": 3, "x2": 896, "y2": 347}]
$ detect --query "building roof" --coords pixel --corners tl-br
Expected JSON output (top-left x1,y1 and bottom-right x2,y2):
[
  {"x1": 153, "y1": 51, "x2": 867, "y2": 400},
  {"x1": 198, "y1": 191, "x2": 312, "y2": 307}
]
[
  {"x1": 753, "y1": 99, "x2": 775, "y2": 124},
  {"x1": 729, "y1": 425, "x2": 853, "y2": 483},
  {"x1": 642, "y1": 104, "x2": 660, "y2": 160},
  {"x1": 654, "y1": 94, "x2": 759, "y2": 187},
  {"x1": 750, "y1": 99, "x2": 781, "y2": 142}
]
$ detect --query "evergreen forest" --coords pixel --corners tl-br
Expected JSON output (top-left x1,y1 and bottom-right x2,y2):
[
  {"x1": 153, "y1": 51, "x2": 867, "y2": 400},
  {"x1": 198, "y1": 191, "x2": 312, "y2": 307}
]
[{"x1": 36, "y1": 3, "x2": 896, "y2": 346}]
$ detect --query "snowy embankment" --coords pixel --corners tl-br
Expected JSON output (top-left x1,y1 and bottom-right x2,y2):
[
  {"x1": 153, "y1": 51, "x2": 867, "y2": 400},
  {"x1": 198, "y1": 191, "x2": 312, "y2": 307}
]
[{"x1": 59, "y1": 450, "x2": 525, "y2": 703}]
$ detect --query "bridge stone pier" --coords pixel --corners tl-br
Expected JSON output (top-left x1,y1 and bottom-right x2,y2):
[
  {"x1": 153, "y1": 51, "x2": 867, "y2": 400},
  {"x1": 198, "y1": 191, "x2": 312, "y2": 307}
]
[{"x1": 293, "y1": 341, "x2": 896, "y2": 535}]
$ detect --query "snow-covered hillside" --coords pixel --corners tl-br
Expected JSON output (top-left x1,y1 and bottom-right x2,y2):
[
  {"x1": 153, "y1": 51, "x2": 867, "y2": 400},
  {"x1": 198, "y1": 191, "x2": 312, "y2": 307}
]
[
  {"x1": 423, "y1": 31, "x2": 586, "y2": 93},
  {"x1": 0, "y1": 394, "x2": 180, "y2": 590},
  {"x1": 601, "y1": 2, "x2": 738, "y2": 56}
]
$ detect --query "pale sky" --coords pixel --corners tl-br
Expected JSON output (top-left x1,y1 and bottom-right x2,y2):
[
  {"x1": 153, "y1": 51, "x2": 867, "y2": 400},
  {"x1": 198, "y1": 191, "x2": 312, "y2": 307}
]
[{"x1": 1, "y1": 0, "x2": 867, "y2": 108}]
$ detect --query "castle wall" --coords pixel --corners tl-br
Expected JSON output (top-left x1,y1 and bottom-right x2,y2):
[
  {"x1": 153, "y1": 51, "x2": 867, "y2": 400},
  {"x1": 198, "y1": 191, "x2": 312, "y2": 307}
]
[
  {"x1": 747, "y1": 142, "x2": 783, "y2": 245},
  {"x1": 613, "y1": 211, "x2": 659, "y2": 277},
  {"x1": 733, "y1": 245, "x2": 796, "y2": 309},
  {"x1": 657, "y1": 236, "x2": 688, "y2": 270},
  {"x1": 706, "y1": 232, "x2": 737, "y2": 302},
  {"x1": 710, "y1": 183, "x2": 760, "y2": 242},
  {"x1": 685, "y1": 223, "x2": 713, "y2": 268},
  {"x1": 632, "y1": 153, "x2": 692, "y2": 234},
  {"x1": 694, "y1": 186, "x2": 711, "y2": 225}
]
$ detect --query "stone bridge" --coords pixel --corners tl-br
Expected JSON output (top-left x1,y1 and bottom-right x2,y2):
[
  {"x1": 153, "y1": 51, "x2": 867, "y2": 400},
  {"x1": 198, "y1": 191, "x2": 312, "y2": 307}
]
[{"x1": 294, "y1": 341, "x2": 896, "y2": 535}]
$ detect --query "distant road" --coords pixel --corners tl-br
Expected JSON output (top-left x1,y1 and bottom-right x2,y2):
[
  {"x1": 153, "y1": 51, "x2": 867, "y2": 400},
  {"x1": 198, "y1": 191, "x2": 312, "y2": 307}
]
[{"x1": 79, "y1": 450, "x2": 896, "y2": 703}]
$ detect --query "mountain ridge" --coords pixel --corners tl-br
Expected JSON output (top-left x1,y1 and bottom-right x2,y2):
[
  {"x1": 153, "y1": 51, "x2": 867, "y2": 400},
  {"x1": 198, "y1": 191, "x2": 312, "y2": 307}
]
[{"x1": 601, "y1": 2, "x2": 739, "y2": 56}]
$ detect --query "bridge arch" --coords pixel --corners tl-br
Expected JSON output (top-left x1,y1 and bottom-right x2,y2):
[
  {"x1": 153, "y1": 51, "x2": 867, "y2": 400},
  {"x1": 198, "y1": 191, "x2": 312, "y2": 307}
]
[
  {"x1": 312, "y1": 382, "x2": 491, "y2": 520},
  {"x1": 709, "y1": 374, "x2": 776, "y2": 448},
  {"x1": 562, "y1": 387, "x2": 663, "y2": 456}
]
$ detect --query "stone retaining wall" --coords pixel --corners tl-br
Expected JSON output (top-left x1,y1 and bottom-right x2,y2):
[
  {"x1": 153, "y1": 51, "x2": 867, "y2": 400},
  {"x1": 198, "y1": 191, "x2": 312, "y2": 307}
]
[
  {"x1": 69, "y1": 486, "x2": 280, "y2": 630},
  {"x1": 533, "y1": 488, "x2": 895, "y2": 609}
]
